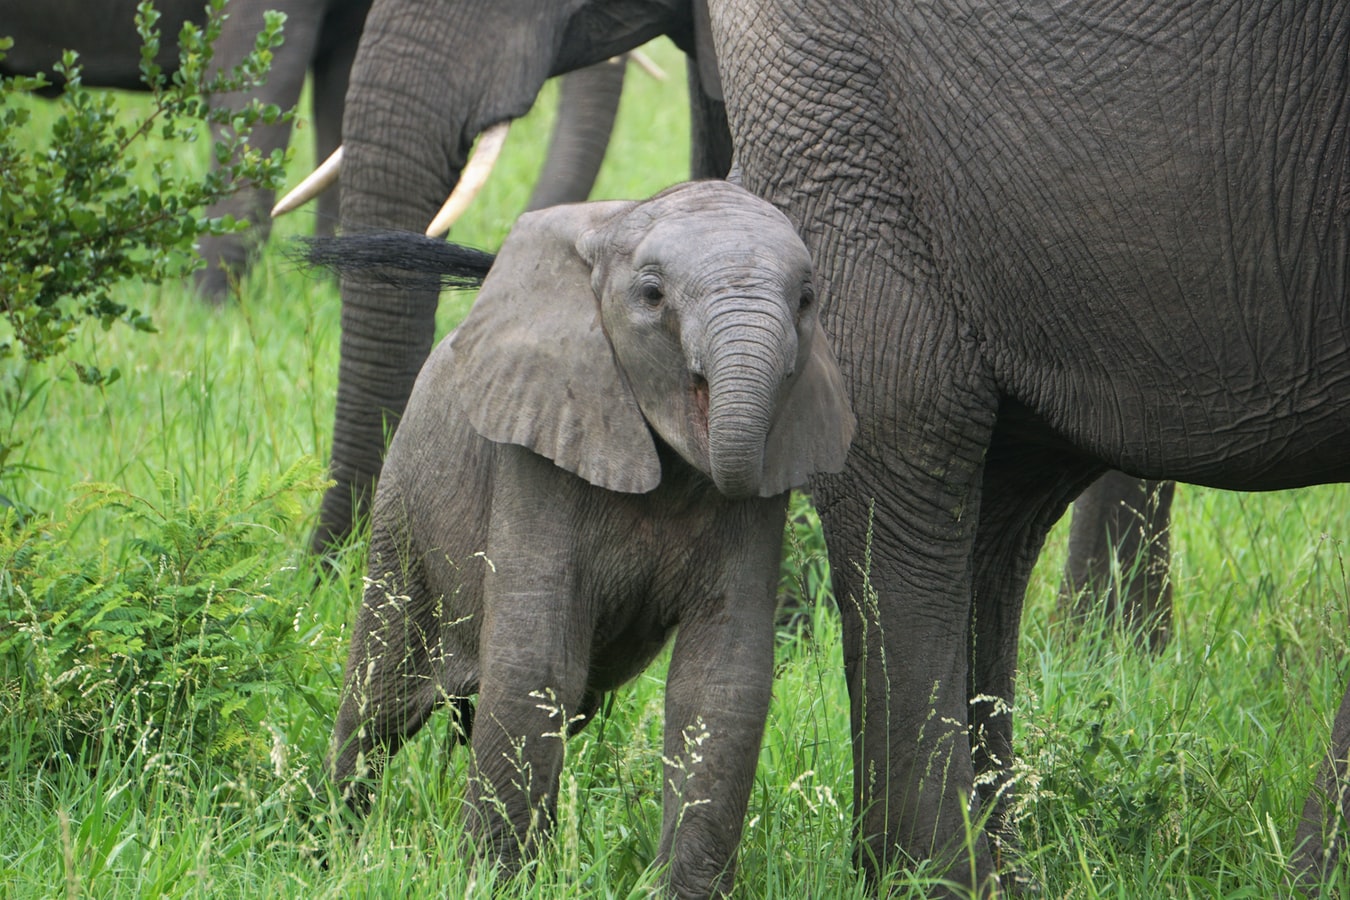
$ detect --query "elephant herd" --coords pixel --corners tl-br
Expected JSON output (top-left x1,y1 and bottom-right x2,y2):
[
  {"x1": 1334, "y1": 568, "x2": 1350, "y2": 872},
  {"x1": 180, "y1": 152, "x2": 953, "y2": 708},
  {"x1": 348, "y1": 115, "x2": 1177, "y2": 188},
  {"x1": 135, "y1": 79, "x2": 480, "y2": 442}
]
[{"x1": 8, "y1": 0, "x2": 1350, "y2": 896}]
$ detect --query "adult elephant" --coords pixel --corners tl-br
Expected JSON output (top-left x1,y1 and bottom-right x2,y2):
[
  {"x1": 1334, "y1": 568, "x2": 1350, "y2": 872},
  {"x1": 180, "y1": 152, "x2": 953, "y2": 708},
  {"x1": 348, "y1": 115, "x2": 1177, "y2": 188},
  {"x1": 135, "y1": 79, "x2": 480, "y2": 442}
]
[
  {"x1": 703, "y1": 0, "x2": 1349, "y2": 894},
  {"x1": 275, "y1": 0, "x2": 1172, "y2": 642},
  {"x1": 287, "y1": 0, "x2": 1347, "y2": 889},
  {"x1": 289, "y1": 0, "x2": 1171, "y2": 644},
  {"x1": 302, "y1": 0, "x2": 730, "y2": 554}
]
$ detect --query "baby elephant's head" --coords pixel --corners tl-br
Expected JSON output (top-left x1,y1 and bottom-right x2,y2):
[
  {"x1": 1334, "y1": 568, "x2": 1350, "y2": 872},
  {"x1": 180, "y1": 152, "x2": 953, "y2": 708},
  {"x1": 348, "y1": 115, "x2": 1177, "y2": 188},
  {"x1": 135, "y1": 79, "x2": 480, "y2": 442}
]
[{"x1": 451, "y1": 180, "x2": 854, "y2": 498}]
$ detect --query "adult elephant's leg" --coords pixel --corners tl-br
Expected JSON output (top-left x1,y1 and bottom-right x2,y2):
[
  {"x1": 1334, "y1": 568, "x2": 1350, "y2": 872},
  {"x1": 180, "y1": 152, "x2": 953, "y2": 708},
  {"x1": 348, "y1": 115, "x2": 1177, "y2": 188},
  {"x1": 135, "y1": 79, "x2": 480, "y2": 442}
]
[
  {"x1": 686, "y1": 63, "x2": 733, "y2": 180},
  {"x1": 195, "y1": 0, "x2": 329, "y2": 300},
  {"x1": 525, "y1": 60, "x2": 626, "y2": 210},
  {"x1": 1293, "y1": 677, "x2": 1350, "y2": 891},
  {"x1": 305, "y1": 0, "x2": 370, "y2": 239},
  {"x1": 1059, "y1": 472, "x2": 1175, "y2": 650},
  {"x1": 818, "y1": 452, "x2": 996, "y2": 895},
  {"x1": 714, "y1": 5, "x2": 1003, "y2": 882},
  {"x1": 967, "y1": 432, "x2": 1102, "y2": 870},
  {"x1": 802, "y1": 284, "x2": 1002, "y2": 893}
]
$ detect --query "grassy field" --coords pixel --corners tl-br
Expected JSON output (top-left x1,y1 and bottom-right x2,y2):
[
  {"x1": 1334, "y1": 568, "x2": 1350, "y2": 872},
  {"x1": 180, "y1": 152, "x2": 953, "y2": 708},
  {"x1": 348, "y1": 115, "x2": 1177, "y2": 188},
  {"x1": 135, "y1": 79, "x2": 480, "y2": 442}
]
[{"x1": 4, "y1": 36, "x2": 1350, "y2": 898}]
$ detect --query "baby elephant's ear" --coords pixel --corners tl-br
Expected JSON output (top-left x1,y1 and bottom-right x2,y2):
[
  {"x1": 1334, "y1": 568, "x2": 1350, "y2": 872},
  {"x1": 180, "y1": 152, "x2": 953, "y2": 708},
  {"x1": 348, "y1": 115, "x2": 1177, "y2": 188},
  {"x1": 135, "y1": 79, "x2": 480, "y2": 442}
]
[
  {"x1": 760, "y1": 325, "x2": 856, "y2": 496},
  {"x1": 447, "y1": 200, "x2": 662, "y2": 493}
]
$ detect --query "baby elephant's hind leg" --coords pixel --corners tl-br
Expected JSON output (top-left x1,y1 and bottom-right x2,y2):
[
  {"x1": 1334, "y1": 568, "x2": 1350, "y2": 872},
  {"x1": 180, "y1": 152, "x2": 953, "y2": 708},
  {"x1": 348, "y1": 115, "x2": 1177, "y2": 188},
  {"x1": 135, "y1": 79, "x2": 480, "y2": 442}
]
[{"x1": 331, "y1": 539, "x2": 464, "y2": 814}]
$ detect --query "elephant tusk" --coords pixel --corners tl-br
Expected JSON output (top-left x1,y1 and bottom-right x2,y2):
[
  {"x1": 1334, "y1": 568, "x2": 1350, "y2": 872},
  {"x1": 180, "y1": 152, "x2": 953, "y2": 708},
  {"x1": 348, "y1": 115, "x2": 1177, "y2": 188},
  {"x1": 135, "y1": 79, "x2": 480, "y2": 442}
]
[
  {"x1": 425, "y1": 122, "x2": 512, "y2": 237},
  {"x1": 628, "y1": 49, "x2": 668, "y2": 82},
  {"x1": 271, "y1": 146, "x2": 343, "y2": 217}
]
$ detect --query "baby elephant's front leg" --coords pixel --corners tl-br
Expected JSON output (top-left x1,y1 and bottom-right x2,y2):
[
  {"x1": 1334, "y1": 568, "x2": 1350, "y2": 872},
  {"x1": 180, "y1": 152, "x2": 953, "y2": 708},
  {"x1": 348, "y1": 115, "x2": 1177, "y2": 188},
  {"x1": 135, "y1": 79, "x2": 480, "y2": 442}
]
[
  {"x1": 467, "y1": 589, "x2": 593, "y2": 872},
  {"x1": 658, "y1": 586, "x2": 779, "y2": 898}
]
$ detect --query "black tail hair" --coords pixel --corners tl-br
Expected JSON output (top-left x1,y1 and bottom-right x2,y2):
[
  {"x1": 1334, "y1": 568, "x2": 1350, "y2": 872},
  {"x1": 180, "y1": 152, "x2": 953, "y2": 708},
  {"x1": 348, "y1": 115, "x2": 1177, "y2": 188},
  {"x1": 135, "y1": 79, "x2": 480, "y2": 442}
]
[{"x1": 299, "y1": 231, "x2": 497, "y2": 291}]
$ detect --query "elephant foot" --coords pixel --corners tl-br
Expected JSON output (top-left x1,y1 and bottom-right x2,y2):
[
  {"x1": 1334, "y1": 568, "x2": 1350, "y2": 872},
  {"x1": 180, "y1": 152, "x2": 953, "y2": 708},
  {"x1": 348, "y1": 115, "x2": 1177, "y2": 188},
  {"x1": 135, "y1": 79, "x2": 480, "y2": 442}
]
[{"x1": 192, "y1": 261, "x2": 242, "y2": 304}]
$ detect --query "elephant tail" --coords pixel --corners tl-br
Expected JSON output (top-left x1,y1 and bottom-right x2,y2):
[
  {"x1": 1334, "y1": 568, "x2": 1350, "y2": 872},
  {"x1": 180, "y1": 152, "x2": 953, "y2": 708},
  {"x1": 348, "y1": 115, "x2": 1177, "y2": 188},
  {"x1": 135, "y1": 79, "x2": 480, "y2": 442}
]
[{"x1": 298, "y1": 232, "x2": 496, "y2": 291}]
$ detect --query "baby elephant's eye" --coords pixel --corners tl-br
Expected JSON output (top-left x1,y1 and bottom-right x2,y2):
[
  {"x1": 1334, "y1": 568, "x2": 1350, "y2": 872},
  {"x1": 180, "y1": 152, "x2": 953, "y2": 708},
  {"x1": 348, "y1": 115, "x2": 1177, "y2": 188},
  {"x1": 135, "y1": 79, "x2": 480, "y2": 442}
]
[{"x1": 639, "y1": 280, "x2": 664, "y2": 308}]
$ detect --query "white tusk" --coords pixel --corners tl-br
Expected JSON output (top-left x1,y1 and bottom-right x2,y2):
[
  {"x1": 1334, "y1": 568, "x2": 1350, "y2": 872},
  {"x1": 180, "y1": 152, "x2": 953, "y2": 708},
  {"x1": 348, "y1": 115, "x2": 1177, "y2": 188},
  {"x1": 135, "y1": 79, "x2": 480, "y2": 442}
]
[
  {"x1": 271, "y1": 146, "x2": 343, "y2": 217},
  {"x1": 628, "y1": 49, "x2": 668, "y2": 82},
  {"x1": 425, "y1": 121, "x2": 511, "y2": 237}
]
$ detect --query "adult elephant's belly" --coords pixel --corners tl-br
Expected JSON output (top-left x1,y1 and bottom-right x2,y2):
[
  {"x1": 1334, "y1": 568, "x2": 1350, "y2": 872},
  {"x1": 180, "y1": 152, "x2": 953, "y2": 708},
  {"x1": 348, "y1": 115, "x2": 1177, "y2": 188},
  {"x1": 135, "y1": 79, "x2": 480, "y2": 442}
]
[
  {"x1": 989, "y1": 233, "x2": 1350, "y2": 492},
  {"x1": 958, "y1": 85, "x2": 1350, "y2": 489},
  {"x1": 924, "y1": 0, "x2": 1350, "y2": 492},
  {"x1": 968, "y1": 141, "x2": 1350, "y2": 491},
  {"x1": 1098, "y1": 341, "x2": 1350, "y2": 493}
]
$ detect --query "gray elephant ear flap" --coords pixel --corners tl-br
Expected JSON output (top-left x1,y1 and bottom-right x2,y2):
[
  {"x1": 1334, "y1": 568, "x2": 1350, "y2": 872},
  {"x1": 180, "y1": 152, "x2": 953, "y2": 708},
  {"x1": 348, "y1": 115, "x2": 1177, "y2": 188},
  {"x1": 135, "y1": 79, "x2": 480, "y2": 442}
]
[
  {"x1": 446, "y1": 200, "x2": 662, "y2": 493},
  {"x1": 760, "y1": 326, "x2": 856, "y2": 496}
]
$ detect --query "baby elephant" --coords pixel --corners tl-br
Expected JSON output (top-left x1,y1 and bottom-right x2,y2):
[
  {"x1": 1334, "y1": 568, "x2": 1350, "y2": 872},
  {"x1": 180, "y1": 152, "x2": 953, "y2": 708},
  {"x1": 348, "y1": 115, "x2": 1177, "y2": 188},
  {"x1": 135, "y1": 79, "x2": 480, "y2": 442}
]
[{"x1": 323, "y1": 181, "x2": 854, "y2": 897}]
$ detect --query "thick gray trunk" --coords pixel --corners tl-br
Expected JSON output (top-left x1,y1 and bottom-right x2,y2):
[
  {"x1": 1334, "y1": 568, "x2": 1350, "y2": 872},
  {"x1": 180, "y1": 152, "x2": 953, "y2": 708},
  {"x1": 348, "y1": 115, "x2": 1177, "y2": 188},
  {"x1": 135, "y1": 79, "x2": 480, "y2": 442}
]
[
  {"x1": 313, "y1": 0, "x2": 683, "y2": 551},
  {"x1": 526, "y1": 60, "x2": 626, "y2": 210},
  {"x1": 705, "y1": 311, "x2": 794, "y2": 499},
  {"x1": 313, "y1": 0, "x2": 543, "y2": 552}
]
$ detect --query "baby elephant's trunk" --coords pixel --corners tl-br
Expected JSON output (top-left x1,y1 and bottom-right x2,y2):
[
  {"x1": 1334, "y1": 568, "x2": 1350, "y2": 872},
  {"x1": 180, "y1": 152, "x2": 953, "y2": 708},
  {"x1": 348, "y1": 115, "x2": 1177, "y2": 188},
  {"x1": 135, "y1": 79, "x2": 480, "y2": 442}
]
[{"x1": 703, "y1": 303, "x2": 798, "y2": 499}]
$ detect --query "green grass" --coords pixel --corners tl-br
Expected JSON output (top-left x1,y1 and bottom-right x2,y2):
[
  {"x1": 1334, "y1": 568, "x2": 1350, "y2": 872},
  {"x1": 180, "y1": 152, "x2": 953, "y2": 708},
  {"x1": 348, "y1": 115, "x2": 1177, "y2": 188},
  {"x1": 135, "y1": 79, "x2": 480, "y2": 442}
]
[
  {"x1": 1016, "y1": 486, "x2": 1350, "y2": 897},
  {"x1": 4, "y1": 36, "x2": 1350, "y2": 897}
]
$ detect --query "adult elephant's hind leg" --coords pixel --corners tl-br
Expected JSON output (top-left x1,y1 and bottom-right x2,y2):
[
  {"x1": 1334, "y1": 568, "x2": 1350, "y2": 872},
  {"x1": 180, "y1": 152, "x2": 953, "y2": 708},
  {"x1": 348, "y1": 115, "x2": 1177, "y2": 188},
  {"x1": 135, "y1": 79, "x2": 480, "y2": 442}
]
[
  {"x1": 968, "y1": 432, "x2": 1101, "y2": 874},
  {"x1": 1059, "y1": 472, "x2": 1175, "y2": 650},
  {"x1": 195, "y1": 0, "x2": 328, "y2": 300},
  {"x1": 1293, "y1": 676, "x2": 1350, "y2": 892}
]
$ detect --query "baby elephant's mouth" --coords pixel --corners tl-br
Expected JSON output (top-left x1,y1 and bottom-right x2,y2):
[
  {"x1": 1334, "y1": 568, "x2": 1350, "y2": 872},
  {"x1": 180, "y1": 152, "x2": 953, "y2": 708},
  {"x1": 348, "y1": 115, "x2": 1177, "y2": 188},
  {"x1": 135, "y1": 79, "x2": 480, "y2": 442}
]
[{"x1": 689, "y1": 373, "x2": 710, "y2": 445}]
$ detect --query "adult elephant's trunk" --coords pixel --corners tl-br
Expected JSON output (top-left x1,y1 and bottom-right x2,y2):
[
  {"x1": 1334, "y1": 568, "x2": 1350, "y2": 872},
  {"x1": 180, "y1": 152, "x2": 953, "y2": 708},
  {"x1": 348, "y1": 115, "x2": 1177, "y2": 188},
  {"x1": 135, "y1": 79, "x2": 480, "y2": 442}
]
[
  {"x1": 703, "y1": 305, "x2": 797, "y2": 499},
  {"x1": 312, "y1": 0, "x2": 682, "y2": 553},
  {"x1": 526, "y1": 59, "x2": 626, "y2": 210},
  {"x1": 314, "y1": 1, "x2": 557, "y2": 552}
]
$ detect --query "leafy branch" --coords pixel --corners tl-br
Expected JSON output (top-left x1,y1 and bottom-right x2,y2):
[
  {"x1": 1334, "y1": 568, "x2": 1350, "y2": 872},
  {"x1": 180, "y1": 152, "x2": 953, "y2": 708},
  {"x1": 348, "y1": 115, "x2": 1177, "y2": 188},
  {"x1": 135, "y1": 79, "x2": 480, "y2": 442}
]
[{"x1": 0, "y1": 0, "x2": 291, "y2": 385}]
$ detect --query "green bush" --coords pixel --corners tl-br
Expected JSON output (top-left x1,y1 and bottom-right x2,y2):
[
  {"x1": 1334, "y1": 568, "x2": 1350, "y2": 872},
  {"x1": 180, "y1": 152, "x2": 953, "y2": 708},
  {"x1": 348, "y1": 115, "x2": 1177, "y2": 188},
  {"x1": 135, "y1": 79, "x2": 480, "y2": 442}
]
[
  {"x1": 0, "y1": 0, "x2": 289, "y2": 386},
  {"x1": 0, "y1": 458, "x2": 330, "y2": 767}
]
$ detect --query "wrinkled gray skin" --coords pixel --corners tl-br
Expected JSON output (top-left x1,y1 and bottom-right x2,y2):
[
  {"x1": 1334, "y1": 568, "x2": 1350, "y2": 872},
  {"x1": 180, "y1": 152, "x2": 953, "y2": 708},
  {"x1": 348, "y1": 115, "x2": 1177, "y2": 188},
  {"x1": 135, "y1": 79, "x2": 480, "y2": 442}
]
[
  {"x1": 1299, "y1": 677, "x2": 1350, "y2": 890},
  {"x1": 312, "y1": 0, "x2": 730, "y2": 554},
  {"x1": 0, "y1": 0, "x2": 370, "y2": 300},
  {"x1": 301, "y1": 0, "x2": 1138, "y2": 632},
  {"x1": 330, "y1": 181, "x2": 854, "y2": 898},
  {"x1": 707, "y1": 0, "x2": 1350, "y2": 893},
  {"x1": 0, "y1": 0, "x2": 627, "y2": 301}
]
